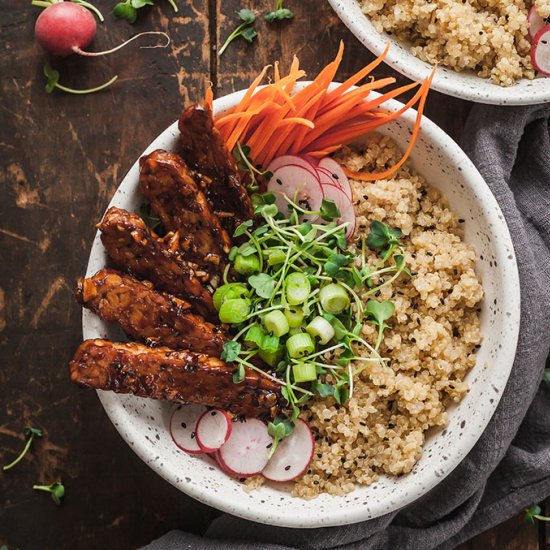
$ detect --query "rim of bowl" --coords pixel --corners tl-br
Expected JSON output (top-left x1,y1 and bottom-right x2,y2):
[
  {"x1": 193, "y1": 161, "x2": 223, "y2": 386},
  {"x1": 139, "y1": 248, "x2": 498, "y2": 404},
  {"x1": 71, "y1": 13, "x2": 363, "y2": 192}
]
[
  {"x1": 328, "y1": 0, "x2": 550, "y2": 106},
  {"x1": 84, "y1": 84, "x2": 520, "y2": 527}
]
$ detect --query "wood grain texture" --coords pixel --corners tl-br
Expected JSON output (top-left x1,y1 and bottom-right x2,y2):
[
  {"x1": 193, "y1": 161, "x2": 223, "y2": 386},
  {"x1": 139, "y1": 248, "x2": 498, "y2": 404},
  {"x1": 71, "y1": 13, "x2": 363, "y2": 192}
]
[{"x1": 0, "y1": 0, "x2": 546, "y2": 548}]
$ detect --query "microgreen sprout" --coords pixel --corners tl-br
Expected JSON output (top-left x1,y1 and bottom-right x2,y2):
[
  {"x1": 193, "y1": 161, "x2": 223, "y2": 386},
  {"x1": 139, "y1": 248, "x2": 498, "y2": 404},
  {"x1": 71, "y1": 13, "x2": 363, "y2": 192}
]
[
  {"x1": 139, "y1": 203, "x2": 166, "y2": 236},
  {"x1": 524, "y1": 504, "x2": 550, "y2": 525},
  {"x1": 267, "y1": 417, "x2": 294, "y2": 457},
  {"x1": 365, "y1": 300, "x2": 395, "y2": 351},
  {"x1": 265, "y1": 0, "x2": 293, "y2": 23},
  {"x1": 233, "y1": 143, "x2": 272, "y2": 193},
  {"x1": 32, "y1": 0, "x2": 104, "y2": 21},
  {"x1": 218, "y1": 9, "x2": 257, "y2": 57},
  {"x1": 3, "y1": 427, "x2": 43, "y2": 472},
  {"x1": 544, "y1": 368, "x2": 550, "y2": 386},
  {"x1": 44, "y1": 64, "x2": 118, "y2": 95},
  {"x1": 33, "y1": 482, "x2": 65, "y2": 506},
  {"x1": 113, "y1": 0, "x2": 177, "y2": 24}
]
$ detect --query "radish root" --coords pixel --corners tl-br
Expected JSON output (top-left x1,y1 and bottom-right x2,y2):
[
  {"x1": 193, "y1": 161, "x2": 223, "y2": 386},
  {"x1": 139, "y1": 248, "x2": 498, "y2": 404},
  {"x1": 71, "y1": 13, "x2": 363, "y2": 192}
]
[{"x1": 72, "y1": 31, "x2": 171, "y2": 57}]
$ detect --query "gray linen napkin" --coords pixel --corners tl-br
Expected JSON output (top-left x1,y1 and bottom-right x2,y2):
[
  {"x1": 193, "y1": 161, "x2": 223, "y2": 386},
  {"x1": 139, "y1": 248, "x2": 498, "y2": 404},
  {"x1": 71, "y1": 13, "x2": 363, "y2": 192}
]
[{"x1": 142, "y1": 104, "x2": 550, "y2": 550}]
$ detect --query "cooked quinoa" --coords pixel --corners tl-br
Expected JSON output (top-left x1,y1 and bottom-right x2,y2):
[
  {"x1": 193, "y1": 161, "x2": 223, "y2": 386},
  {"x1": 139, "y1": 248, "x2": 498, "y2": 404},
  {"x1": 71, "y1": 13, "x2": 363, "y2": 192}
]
[
  {"x1": 358, "y1": 0, "x2": 550, "y2": 86},
  {"x1": 245, "y1": 134, "x2": 484, "y2": 498}
]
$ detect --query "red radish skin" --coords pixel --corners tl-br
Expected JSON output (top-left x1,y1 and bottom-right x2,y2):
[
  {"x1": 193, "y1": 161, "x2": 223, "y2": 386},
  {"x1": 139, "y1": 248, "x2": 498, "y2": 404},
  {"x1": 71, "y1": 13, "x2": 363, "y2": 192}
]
[
  {"x1": 267, "y1": 155, "x2": 321, "y2": 181},
  {"x1": 532, "y1": 26, "x2": 550, "y2": 75},
  {"x1": 528, "y1": 7, "x2": 548, "y2": 39},
  {"x1": 217, "y1": 418, "x2": 273, "y2": 478},
  {"x1": 170, "y1": 404, "x2": 207, "y2": 454},
  {"x1": 262, "y1": 419, "x2": 314, "y2": 482},
  {"x1": 35, "y1": 2, "x2": 96, "y2": 56},
  {"x1": 267, "y1": 165, "x2": 324, "y2": 222},
  {"x1": 195, "y1": 409, "x2": 232, "y2": 453}
]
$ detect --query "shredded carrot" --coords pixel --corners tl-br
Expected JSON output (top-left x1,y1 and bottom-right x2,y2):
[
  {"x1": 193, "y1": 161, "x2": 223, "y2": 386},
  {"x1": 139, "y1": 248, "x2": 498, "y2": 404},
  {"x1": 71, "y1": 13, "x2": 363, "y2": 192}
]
[
  {"x1": 211, "y1": 44, "x2": 434, "y2": 175},
  {"x1": 205, "y1": 86, "x2": 213, "y2": 109}
]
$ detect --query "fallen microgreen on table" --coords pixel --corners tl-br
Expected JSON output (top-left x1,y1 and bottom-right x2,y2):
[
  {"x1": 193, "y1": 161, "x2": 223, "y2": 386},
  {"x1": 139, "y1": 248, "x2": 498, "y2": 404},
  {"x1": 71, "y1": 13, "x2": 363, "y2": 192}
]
[
  {"x1": 33, "y1": 481, "x2": 65, "y2": 506},
  {"x1": 3, "y1": 427, "x2": 43, "y2": 472},
  {"x1": 43, "y1": 64, "x2": 118, "y2": 95},
  {"x1": 218, "y1": 9, "x2": 257, "y2": 57},
  {"x1": 524, "y1": 503, "x2": 550, "y2": 524},
  {"x1": 113, "y1": 0, "x2": 177, "y2": 24},
  {"x1": 265, "y1": 0, "x2": 293, "y2": 23}
]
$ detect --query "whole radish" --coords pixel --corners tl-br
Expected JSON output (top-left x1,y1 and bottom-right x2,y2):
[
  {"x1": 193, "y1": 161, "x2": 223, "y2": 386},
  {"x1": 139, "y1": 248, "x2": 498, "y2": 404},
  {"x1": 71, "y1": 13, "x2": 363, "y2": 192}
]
[
  {"x1": 35, "y1": 2, "x2": 97, "y2": 56},
  {"x1": 34, "y1": 1, "x2": 170, "y2": 57}
]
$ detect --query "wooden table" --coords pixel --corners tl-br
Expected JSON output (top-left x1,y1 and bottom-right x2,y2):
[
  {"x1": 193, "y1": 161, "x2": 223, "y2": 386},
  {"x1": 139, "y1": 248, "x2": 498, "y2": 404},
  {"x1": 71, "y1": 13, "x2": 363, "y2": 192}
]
[{"x1": 0, "y1": 0, "x2": 547, "y2": 548}]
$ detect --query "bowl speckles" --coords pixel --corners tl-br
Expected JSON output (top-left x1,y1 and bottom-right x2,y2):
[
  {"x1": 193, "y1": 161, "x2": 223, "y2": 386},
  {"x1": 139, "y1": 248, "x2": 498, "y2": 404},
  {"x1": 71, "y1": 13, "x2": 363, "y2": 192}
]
[
  {"x1": 82, "y1": 86, "x2": 520, "y2": 527},
  {"x1": 328, "y1": 0, "x2": 550, "y2": 106}
]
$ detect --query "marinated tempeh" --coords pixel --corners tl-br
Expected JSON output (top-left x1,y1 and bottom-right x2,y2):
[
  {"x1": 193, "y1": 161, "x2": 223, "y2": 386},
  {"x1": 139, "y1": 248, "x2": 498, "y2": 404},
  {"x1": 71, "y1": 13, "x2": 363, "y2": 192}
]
[
  {"x1": 139, "y1": 150, "x2": 231, "y2": 271},
  {"x1": 70, "y1": 339, "x2": 281, "y2": 418},
  {"x1": 98, "y1": 206, "x2": 217, "y2": 321},
  {"x1": 77, "y1": 269, "x2": 228, "y2": 356},
  {"x1": 178, "y1": 102, "x2": 253, "y2": 233}
]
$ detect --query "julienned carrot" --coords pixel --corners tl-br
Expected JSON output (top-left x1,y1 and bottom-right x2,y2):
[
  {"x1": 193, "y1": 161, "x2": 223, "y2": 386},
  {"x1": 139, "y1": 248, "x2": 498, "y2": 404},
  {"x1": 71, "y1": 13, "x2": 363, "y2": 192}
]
[
  {"x1": 342, "y1": 68, "x2": 436, "y2": 181},
  {"x1": 212, "y1": 43, "x2": 434, "y2": 181}
]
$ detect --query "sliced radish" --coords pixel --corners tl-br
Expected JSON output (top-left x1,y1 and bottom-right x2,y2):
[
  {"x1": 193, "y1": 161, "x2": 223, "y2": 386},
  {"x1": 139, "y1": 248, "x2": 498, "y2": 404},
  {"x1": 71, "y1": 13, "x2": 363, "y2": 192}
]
[
  {"x1": 217, "y1": 418, "x2": 273, "y2": 478},
  {"x1": 266, "y1": 155, "x2": 321, "y2": 181},
  {"x1": 170, "y1": 404, "x2": 207, "y2": 454},
  {"x1": 262, "y1": 419, "x2": 314, "y2": 482},
  {"x1": 317, "y1": 158, "x2": 353, "y2": 201},
  {"x1": 195, "y1": 409, "x2": 232, "y2": 452},
  {"x1": 321, "y1": 183, "x2": 356, "y2": 238},
  {"x1": 529, "y1": 6, "x2": 548, "y2": 38},
  {"x1": 267, "y1": 165, "x2": 324, "y2": 222},
  {"x1": 532, "y1": 25, "x2": 550, "y2": 75}
]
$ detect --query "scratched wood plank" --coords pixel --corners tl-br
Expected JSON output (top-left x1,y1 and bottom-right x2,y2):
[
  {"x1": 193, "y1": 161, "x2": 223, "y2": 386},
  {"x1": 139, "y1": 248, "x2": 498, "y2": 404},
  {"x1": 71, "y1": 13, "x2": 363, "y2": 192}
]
[
  {"x1": 0, "y1": 1, "x2": 220, "y2": 548},
  {"x1": 214, "y1": 0, "x2": 471, "y2": 143}
]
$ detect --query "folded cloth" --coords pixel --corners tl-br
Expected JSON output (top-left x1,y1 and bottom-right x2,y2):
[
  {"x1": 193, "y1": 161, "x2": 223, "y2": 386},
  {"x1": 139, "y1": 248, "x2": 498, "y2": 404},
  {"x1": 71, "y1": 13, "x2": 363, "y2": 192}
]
[{"x1": 142, "y1": 104, "x2": 550, "y2": 550}]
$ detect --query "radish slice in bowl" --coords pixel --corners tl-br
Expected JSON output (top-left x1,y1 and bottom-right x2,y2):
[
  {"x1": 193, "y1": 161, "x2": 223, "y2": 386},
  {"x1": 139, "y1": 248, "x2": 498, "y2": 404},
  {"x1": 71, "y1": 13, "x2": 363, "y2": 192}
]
[
  {"x1": 217, "y1": 418, "x2": 273, "y2": 478},
  {"x1": 170, "y1": 404, "x2": 207, "y2": 454},
  {"x1": 262, "y1": 419, "x2": 314, "y2": 482},
  {"x1": 195, "y1": 409, "x2": 232, "y2": 452},
  {"x1": 266, "y1": 155, "x2": 321, "y2": 181},
  {"x1": 532, "y1": 25, "x2": 550, "y2": 75},
  {"x1": 267, "y1": 165, "x2": 324, "y2": 222},
  {"x1": 528, "y1": 6, "x2": 548, "y2": 39},
  {"x1": 321, "y1": 182, "x2": 356, "y2": 238},
  {"x1": 318, "y1": 158, "x2": 353, "y2": 201}
]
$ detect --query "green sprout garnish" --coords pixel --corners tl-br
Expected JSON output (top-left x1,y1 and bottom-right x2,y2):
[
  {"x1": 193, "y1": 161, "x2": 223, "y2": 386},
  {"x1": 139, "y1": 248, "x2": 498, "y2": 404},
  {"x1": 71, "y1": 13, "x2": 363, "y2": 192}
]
[
  {"x1": 218, "y1": 9, "x2": 257, "y2": 57},
  {"x1": 524, "y1": 504, "x2": 550, "y2": 525},
  {"x1": 33, "y1": 482, "x2": 65, "y2": 506},
  {"x1": 233, "y1": 143, "x2": 272, "y2": 193},
  {"x1": 113, "y1": 0, "x2": 177, "y2": 24},
  {"x1": 265, "y1": 0, "x2": 293, "y2": 23},
  {"x1": 44, "y1": 64, "x2": 118, "y2": 95},
  {"x1": 3, "y1": 427, "x2": 43, "y2": 472}
]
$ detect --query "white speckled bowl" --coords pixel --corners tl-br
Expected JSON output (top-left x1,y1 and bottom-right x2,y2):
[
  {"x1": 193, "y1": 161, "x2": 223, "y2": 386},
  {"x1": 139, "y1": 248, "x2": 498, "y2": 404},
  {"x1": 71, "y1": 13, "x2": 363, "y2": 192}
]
[
  {"x1": 328, "y1": 0, "x2": 550, "y2": 105},
  {"x1": 82, "y1": 84, "x2": 520, "y2": 527}
]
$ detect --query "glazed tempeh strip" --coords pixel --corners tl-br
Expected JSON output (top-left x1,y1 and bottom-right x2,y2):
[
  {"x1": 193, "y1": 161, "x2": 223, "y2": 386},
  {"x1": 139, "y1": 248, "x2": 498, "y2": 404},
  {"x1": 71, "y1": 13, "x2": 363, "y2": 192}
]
[
  {"x1": 70, "y1": 340, "x2": 281, "y2": 419},
  {"x1": 98, "y1": 206, "x2": 217, "y2": 322},
  {"x1": 139, "y1": 150, "x2": 231, "y2": 271},
  {"x1": 77, "y1": 269, "x2": 228, "y2": 356}
]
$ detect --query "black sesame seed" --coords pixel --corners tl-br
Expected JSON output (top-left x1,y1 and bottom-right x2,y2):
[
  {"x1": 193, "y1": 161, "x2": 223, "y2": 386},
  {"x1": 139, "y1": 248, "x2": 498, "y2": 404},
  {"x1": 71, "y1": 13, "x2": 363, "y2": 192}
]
[
  {"x1": 181, "y1": 422, "x2": 187, "y2": 429},
  {"x1": 190, "y1": 432, "x2": 195, "y2": 439},
  {"x1": 285, "y1": 465, "x2": 291, "y2": 471},
  {"x1": 211, "y1": 411, "x2": 217, "y2": 416}
]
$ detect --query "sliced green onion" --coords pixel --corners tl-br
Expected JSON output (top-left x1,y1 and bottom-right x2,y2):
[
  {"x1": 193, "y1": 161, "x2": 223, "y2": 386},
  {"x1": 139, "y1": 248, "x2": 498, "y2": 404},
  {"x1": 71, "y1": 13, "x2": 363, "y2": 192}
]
[
  {"x1": 234, "y1": 254, "x2": 260, "y2": 275},
  {"x1": 284, "y1": 307, "x2": 305, "y2": 328},
  {"x1": 265, "y1": 248, "x2": 286, "y2": 266},
  {"x1": 219, "y1": 298, "x2": 250, "y2": 324},
  {"x1": 259, "y1": 347, "x2": 284, "y2": 367},
  {"x1": 286, "y1": 332, "x2": 315, "y2": 358},
  {"x1": 263, "y1": 310, "x2": 290, "y2": 337},
  {"x1": 285, "y1": 272, "x2": 311, "y2": 305},
  {"x1": 289, "y1": 327, "x2": 303, "y2": 336},
  {"x1": 320, "y1": 283, "x2": 350, "y2": 314},
  {"x1": 213, "y1": 283, "x2": 249, "y2": 311},
  {"x1": 244, "y1": 324, "x2": 265, "y2": 348},
  {"x1": 306, "y1": 316, "x2": 335, "y2": 345},
  {"x1": 292, "y1": 362, "x2": 317, "y2": 383}
]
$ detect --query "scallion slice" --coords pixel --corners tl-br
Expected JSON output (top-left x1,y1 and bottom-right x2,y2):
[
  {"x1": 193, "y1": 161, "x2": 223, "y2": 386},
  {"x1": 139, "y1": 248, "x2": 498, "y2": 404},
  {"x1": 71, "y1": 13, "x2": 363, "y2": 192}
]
[
  {"x1": 306, "y1": 316, "x2": 335, "y2": 345},
  {"x1": 286, "y1": 332, "x2": 315, "y2": 358},
  {"x1": 265, "y1": 248, "x2": 286, "y2": 266},
  {"x1": 284, "y1": 307, "x2": 305, "y2": 328},
  {"x1": 234, "y1": 254, "x2": 260, "y2": 275},
  {"x1": 319, "y1": 283, "x2": 350, "y2": 314},
  {"x1": 219, "y1": 298, "x2": 250, "y2": 324},
  {"x1": 285, "y1": 272, "x2": 311, "y2": 305},
  {"x1": 263, "y1": 310, "x2": 290, "y2": 337},
  {"x1": 292, "y1": 362, "x2": 317, "y2": 383}
]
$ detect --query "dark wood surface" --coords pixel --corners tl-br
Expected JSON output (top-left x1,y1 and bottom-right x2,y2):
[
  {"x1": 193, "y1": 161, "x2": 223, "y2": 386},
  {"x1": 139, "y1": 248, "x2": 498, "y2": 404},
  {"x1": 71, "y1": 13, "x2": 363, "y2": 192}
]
[{"x1": 0, "y1": 1, "x2": 546, "y2": 549}]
